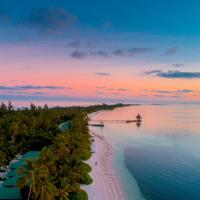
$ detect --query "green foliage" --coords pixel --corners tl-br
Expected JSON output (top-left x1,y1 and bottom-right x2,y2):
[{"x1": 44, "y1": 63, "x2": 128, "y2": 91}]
[
  {"x1": 0, "y1": 102, "x2": 125, "y2": 200},
  {"x1": 80, "y1": 162, "x2": 92, "y2": 173},
  {"x1": 0, "y1": 151, "x2": 7, "y2": 168},
  {"x1": 81, "y1": 174, "x2": 93, "y2": 185},
  {"x1": 69, "y1": 190, "x2": 88, "y2": 200}
]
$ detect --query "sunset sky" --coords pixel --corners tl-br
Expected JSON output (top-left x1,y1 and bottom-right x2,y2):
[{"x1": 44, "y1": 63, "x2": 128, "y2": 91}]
[{"x1": 1, "y1": 0, "x2": 200, "y2": 103}]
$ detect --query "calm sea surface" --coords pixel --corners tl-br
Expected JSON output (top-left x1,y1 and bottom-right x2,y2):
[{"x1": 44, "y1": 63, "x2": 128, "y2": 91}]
[{"x1": 91, "y1": 104, "x2": 200, "y2": 200}]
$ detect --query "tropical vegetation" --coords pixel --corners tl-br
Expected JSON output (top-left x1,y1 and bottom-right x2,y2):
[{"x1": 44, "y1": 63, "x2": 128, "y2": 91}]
[{"x1": 0, "y1": 102, "x2": 125, "y2": 199}]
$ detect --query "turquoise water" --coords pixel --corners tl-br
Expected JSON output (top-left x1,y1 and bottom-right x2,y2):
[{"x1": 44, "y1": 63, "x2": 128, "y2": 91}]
[{"x1": 91, "y1": 105, "x2": 200, "y2": 200}]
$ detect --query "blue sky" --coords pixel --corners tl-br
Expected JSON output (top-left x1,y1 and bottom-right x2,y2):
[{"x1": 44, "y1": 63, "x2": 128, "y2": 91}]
[
  {"x1": 0, "y1": 0, "x2": 200, "y2": 103},
  {"x1": 2, "y1": 0, "x2": 200, "y2": 36}
]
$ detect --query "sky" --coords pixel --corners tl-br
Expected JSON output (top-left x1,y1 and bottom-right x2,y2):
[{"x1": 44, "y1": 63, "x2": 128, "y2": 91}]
[{"x1": 0, "y1": 0, "x2": 200, "y2": 104}]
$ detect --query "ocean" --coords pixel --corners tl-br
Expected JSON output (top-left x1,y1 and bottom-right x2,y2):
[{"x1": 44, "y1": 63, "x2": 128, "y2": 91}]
[{"x1": 90, "y1": 104, "x2": 200, "y2": 200}]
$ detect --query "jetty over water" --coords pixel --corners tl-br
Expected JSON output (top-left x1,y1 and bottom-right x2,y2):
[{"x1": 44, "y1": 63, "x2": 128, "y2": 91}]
[
  {"x1": 90, "y1": 113, "x2": 142, "y2": 124},
  {"x1": 90, "y1": 119, "x2": 141, "y2": 123}
]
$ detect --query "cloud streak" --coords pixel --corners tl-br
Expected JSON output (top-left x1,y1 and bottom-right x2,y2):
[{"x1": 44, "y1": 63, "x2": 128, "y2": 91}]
[
  {"x1": 96, "y1": 86, "x2": 130, "y2": 92},
  {"x1": 144, "y1": 70, "x2": 200, "y2": 79},
  {"x1": 70, "y1": 50, "x2": 87, "y2": 59},
  {"x1": 24, "y1": 8, "x2": 77, "y2": 33},
  {"x1": 176, "y1": 89, "x2": 193, "y2": 93},
  {"x1": 144, "y1": 88, "x2": 194, "y2": 98},
  {"x1": 144, "y1": 70, "x2": 162, "y2": 75},
  {"x1": 91, "y1": 50, "x2": 109, "y2": 58},
  {"x1": 153, "y1": 94, "x2": 182, "y2": 98},
  {"x1": 113, "y1": 47, "x2": 153, "y2": 56},
  {"x1": 165, "y1": 47, "x2": 178, "y2": 55},
  {"x1": 128, "y1": 48, "x2": 153, "y2": 55},
  {"x1": 95, "y1": 72, "x2": 111, "y2": 76},
  {"x1": 113, "y1": 49, "x2": 124, "y2": 56},
  {"x1": 148, "y1": 89, "x2": 193, "y2": 94},
  {"x1": 0, "y1": 85, "x2": 68, "y2": 91},
  {"x1": 117, "y1": 88, "x2": 129, "y2": 91}
]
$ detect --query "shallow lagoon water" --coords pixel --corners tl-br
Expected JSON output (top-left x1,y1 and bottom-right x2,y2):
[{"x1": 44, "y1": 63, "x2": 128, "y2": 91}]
[{"x1": 91, "y1": 104, "x2": 200, "y2": 200}]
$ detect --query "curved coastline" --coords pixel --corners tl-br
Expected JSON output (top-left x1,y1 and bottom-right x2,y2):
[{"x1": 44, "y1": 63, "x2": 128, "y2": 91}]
[
  {"x1": 83, "y1": 130, "x2": 125, "y2": 200},
  {"x1": 82, "y1": 111, "x2": 125, "y2": 200},
  {"x1": 83, "y1": 111, "x2": 144, "y2": 200}
]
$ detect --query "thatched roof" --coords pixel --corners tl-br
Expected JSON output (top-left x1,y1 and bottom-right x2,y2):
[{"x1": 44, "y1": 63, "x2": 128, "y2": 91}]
[{"x1": 136, "y1": 113, "x2": 142, "y2": 119}]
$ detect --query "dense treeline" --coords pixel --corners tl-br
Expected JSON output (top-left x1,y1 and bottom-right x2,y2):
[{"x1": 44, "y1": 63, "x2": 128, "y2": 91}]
[
  {"x1": 0, "y1": 102, "x2": 72, "y2": 169},
  {"x1": 0, "y1": 102, "x2": 126, "y2": 199}
]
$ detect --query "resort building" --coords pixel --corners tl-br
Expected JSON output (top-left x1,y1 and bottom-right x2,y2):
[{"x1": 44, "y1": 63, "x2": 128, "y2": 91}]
[
  {"x1": 0, "y1": 151, "x2": 40, "y2": 200},
  {"x1": 136, "y1": 113, "x2": 142, "y2": 121}
]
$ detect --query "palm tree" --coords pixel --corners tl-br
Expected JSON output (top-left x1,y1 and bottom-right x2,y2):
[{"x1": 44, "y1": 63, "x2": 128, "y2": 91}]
[
  {"x1": 55, "y1": 187, "x2": 70, "y2": 200},
  {"x1": 33, "y1": 181, "x2": 56, "y2": 200},
  {"x1": 17, "y1": 159, "x2": 56, "y2": 200}
]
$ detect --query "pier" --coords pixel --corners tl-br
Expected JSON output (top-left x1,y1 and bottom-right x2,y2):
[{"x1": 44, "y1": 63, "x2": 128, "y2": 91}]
[
  {"x1": 89, "y1": 113, "x2": 142, "y2": 126},
  {"x1": 90, "y1": 119, "x2": 141, "y2": 123}
]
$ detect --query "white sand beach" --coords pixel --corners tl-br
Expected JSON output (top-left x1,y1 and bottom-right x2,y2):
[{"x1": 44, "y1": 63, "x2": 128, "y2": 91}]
[{"x1": 82, "y1": 128, "x2": 125, "y2": 200}]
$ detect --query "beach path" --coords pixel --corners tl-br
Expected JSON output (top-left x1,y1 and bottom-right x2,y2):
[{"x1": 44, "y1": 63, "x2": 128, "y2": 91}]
[{"x1": 82, "y1": 130, "x2": 125, "y2": 200}]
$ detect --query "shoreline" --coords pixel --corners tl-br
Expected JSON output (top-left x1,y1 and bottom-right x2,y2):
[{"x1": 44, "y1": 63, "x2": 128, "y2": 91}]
[{"x1": 82, "y1": 122, "x2": 125, "y2": 200}]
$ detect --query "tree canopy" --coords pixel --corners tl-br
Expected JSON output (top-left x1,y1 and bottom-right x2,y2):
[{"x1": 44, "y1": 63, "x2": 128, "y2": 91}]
[{"x1": 0, "y1": 102, "x2": 126, "y2": 200}]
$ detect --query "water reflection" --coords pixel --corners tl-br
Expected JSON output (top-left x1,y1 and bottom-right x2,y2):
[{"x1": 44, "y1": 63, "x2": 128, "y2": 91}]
[
  {"x1": 91, "y1": 104, "x2": 200, "y2": 200},
  {"x1": 136, "y1": 122, "x2": 142, "y2": 129}
]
